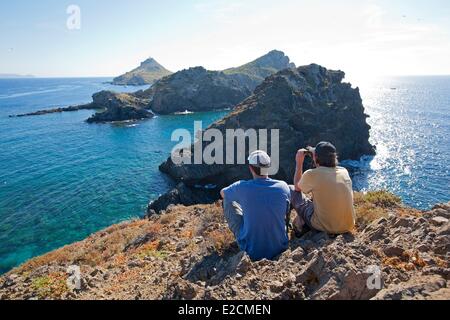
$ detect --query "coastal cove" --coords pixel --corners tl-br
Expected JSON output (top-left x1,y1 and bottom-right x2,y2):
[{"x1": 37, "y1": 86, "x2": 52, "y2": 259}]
[{"x1": 0, "y1": 76, "x2": 449, "y2": 274}]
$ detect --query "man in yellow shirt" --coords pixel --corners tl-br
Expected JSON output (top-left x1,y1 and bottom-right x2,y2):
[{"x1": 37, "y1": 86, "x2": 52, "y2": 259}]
[{"x1": 291, "y1": 141, "x2": 356, "y2": 235}]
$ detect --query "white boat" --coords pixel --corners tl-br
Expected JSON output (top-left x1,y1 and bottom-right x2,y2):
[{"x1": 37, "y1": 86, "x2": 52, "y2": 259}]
[{"x1": 175, "y1": 109, "x2": 194, "y2": 115}]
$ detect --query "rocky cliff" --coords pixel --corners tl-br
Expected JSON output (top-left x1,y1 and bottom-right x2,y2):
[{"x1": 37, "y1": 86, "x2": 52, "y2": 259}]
[
  {"x1": 149, "y1": 64, "x2": 375, "y2": 213},
  {"x1": 1, "y1": 192, "x2": 448, "y2": 300},
  {"x1": 112, "y1": 57, "x2": 173, "y2": 86},
  {"x1": 145, "y1": 67, "x2": 251, "y2": 114},
  {"x1": 223, "y1": 49, "x2": 296, "y2": 92}
]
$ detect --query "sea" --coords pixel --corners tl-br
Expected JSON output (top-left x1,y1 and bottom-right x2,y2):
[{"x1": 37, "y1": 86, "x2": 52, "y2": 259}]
[{"x1": 0, "y1": 76, "x2": 449, "y2": 274}]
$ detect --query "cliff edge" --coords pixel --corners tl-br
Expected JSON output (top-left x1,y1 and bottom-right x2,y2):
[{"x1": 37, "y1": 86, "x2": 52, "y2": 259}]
[{"x1": 1, "y1": 192, "x2": 448, "y2": 300}]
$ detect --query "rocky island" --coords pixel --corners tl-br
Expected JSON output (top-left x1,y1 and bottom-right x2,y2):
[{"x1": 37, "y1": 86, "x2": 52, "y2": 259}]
[{"x1": 112, "y1": 57, "x2": 173, "y2": 86}]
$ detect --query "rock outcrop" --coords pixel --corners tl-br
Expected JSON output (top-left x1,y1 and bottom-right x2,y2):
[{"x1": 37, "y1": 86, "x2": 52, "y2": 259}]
[
  {"x1": 86, "y1": 91, "x2": 153, "y2": 123},
  {"x1": 9, "y1": 105, "x2": 97, "y2": 118},
  {"x1": 1, "y1": 193, "x2": 448, "y2": 300},
  {"x1": 150, "y1": 64, "x2": 375, "y2": 213},
  {"x1": 9, "y1": 90, "x2": 152, "y2": 123},
  {"x1": 86, "y1": 105, "x2": 152, "y2": 123},
  {"x1": 223, "y1": 49, "x2": 296, "y2": 92},
  {"x1": 112, "y1": 57, "x2": 173, "y2": 86},
  {"x1": 146, "y1": 66, "x2": 251, "y2": 115}
]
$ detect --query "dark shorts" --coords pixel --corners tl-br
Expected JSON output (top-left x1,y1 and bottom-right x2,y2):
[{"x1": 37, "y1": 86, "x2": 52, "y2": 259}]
[{"x1": 289, "y1": 185, "x2": 315, "y2": 230}]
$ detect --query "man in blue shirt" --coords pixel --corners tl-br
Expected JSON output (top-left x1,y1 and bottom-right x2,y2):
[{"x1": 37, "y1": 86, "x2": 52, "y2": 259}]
[{"x1": 220, "y1": 150, "x2": 291, "y2": 261}]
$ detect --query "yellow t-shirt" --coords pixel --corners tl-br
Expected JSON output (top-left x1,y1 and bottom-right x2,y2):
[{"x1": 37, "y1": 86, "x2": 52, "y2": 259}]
[{"x1": 299, "y1": 166, "x2": 355, "y2": 234}]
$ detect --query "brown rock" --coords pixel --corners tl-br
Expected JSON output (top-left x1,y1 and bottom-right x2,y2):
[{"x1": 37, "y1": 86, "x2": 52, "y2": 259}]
[
  {"x1": 328, "y1": 271, "x2": 380, "y2": 300},
  {"x1": 383, "y1": 245, "x2": 405, "y2": 257},
  {"x1": 373, "y1": 275, "x2": 446, "y2": 300},
  {"x1": 431, "y1": 217, "x2": 449, "y2": 227},
  {"x1": 269, "y1": 281, "x2": 284, "y2": 293}
]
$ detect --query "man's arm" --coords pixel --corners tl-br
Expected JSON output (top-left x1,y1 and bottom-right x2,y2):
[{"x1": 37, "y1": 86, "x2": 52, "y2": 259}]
[
  {"x1": 294, "y1": 149, "x2": 307, "y2": 192},
  {"x1": 220, "y1": 181, "x2": 242, "y2": 202}
]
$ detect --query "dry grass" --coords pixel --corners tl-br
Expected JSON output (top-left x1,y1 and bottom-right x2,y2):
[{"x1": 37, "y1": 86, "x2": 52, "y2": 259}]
[
  {"x1": 195, "y1": 204, "x2": 223, "y2": 236},
  {"x1": 356, "y1": 191, "x2": 402, "y2": 208},
  {"x1": 383, "y1": 250, "x2": 427, "y2": 271},
  {"x1": 207, "y1": 229, "x2": 235, "y2": 253},
  {"x1": 434, "y1": 257, "x2": 449, "y2": 268},
  {"x1": 31, "y1": 272, "x2": 68, "y2": 299},
  {"x1": 395, "y1": 207, "x2": 422, "y2": 218},
  {"x1": 136, "y1": 241, "x2": 168, "y2": 260},
  {"x1": 180, "y1": 229, "x2": 194, "y2": 239},
  {"x1": 16, "y1": 219, "x2": 163, "y2": 274},
  {"x1": 145, "y1": 222, "x2": 163, "y2": 235},
  {"x1": 160, "y1": 213, "x2": 176, "y2": 225},
  {"x1": 113, "y1": 253, "x2": 127, "y2": 265},
  {"x1": 354, "y1": 191, "x2": 402, "y2": 227}
]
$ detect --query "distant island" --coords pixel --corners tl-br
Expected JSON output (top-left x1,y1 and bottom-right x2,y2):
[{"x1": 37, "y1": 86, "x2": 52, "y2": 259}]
[
  {"x1": 112, "y1": 58, "x2": 173, "y2": 86},
  {"x1": 0, "y1": 74, "x2": 35, "y2": 79}
]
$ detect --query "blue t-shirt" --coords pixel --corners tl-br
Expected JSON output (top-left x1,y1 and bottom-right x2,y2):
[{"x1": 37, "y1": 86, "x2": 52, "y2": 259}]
[{"x1": 223, "y1": 178, "x2": 290, "y2": 261}]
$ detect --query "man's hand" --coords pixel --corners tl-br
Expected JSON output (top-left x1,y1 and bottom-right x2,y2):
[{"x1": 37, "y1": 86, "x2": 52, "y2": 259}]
[
  {"x1": 294, "y1": 149, "x2": 308, "y2": 191},
  {"x1": 296, "y1": 149, "x2": 308, "y2": 166}
]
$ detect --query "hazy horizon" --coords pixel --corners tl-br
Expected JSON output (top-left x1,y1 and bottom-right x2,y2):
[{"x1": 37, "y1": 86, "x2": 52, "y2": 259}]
[
  {"x1": 1, "y1": 0, "x2": 450, "y2": 81},
  {"x1": 2, "y1": 70, "x2": 450, "y2": 80}
]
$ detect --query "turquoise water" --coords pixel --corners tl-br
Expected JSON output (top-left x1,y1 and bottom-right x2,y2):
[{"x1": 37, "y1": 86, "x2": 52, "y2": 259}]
[
  {"x1": 0, "y1": 77, "x2": 227, "y2": 274},
  {"x1": 0, "y1": 76, "x2": 449, "y2": 274}
]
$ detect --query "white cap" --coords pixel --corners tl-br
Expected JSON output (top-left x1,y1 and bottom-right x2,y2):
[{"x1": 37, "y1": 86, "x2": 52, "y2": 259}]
[{"x1": 248, "y1": 150, "x2": 271, "y2": 168}]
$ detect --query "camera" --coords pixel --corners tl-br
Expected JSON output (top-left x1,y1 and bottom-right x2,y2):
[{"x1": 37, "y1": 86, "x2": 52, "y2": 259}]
[{"x1": 304, "y1": 146, "x2": 315, "y2": 157}]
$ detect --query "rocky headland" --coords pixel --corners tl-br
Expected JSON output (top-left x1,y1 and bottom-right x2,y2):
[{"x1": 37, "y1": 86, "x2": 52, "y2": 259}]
[
  {"x1": 112, "y1": 57, "x2": 173, "y2": 86},
  {"x1": 149, "y1": 64, "x2": 375, "y2": 213},
  {"x1": 8, "y1": 104, "x2": 98, "y2": 118},
  {"x1": 10, "y1": 91, "x2": 153, "y2": 124},
  {"x1": 1, "y1": 192, "x2": 448, "y2": 300}
]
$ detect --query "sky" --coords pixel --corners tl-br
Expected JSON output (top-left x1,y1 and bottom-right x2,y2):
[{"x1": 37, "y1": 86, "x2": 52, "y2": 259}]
[{"x1": 1, "y1": 0, "x2": 450, "y2": 80}]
